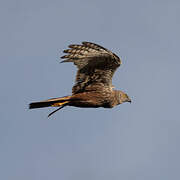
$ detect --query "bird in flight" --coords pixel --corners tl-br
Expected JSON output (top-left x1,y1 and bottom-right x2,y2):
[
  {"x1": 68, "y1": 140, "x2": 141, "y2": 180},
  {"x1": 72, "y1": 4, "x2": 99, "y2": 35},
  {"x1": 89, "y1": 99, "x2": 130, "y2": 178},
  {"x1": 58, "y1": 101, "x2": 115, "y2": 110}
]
[{"x1": 29, "y1": 42, "x2": 131, "y2": 117}]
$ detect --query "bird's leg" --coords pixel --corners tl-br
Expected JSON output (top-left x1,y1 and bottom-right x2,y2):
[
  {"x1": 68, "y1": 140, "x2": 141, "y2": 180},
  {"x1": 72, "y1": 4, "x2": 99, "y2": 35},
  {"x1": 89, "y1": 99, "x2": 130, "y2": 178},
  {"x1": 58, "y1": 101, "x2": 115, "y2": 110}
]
[{"x1": 48, "y1": 105, "x2": 65, "y2": 117}]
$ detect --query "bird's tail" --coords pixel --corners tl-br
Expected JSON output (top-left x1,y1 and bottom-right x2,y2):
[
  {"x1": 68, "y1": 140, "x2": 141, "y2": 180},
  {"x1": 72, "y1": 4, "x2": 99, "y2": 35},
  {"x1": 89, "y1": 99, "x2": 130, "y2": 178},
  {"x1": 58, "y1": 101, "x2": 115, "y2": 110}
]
[
  {"x1": 29, "y1": 96, "x2": 71, "y2": 109},
  {"x1": 29, "y1": 96, "x2": 71, "y2": 117}
]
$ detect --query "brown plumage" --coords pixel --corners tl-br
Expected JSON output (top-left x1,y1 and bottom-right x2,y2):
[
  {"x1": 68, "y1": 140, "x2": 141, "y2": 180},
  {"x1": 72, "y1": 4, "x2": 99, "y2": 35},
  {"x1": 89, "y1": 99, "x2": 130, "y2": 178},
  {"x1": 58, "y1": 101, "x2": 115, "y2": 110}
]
[{"x1": 29, "y1": 42, "x2": 131, "y2": 117}]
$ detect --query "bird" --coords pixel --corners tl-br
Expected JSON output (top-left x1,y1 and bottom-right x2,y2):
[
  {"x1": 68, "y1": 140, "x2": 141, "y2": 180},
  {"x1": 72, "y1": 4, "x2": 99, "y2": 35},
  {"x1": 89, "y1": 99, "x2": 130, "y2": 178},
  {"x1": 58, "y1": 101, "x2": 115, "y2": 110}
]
[{"x1": 29, "y1": 42, "x2": 131, "y2": 117}]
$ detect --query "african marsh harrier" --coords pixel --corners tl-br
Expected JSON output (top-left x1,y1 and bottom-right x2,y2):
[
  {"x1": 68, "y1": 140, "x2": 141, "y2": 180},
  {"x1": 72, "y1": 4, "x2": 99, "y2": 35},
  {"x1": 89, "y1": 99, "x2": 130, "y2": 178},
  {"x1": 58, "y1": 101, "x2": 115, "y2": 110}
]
[{"x1": 29, "y1": 42, "x2": 131, "y2": 116}]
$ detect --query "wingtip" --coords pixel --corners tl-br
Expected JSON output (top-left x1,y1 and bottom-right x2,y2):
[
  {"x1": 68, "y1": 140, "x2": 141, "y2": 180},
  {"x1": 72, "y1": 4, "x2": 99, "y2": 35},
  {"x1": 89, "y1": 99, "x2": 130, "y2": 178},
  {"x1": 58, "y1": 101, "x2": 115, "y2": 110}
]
[
  {"x1": 60, "y1": 59, "x2": 72, "y2": 63},
  {"x1": 63, "y1": 49, "x2": 69, "y2": 53},
  {"x1": 82, "y1": 41, "x2": 91, "y2": 45},
  {"x1": 61, "y1": 55, "x2": 67, "y2": 59}
]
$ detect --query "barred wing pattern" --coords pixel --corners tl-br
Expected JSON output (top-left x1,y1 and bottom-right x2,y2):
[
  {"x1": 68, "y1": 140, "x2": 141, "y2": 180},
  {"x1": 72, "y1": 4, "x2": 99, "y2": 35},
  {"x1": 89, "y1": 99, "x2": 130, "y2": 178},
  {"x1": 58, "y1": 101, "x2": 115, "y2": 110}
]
[{"x1": 61, "y1": 42, "x2": 122, "y2": 94}]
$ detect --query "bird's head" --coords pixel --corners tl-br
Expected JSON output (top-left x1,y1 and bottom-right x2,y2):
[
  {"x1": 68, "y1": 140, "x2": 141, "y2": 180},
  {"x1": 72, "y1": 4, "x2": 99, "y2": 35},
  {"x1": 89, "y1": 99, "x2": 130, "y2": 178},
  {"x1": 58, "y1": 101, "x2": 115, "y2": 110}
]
[{"x1": 116, "y1": 91, "x2": 131, "y2": 104}]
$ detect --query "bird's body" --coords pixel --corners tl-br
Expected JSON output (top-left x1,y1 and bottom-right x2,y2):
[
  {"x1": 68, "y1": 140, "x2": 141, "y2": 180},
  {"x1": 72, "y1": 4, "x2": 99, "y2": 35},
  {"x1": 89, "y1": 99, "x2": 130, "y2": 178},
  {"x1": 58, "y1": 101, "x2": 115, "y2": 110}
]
[{"x1": 29, "y1": 42, "x2": 131, "y2": 116}]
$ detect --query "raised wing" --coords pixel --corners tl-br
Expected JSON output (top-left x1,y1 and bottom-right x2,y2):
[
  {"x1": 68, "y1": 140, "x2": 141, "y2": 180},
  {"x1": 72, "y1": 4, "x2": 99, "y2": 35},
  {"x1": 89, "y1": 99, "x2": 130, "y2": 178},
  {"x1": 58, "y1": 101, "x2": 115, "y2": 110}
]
[{"x1": 61, "y1": 42, "x2": 122, "y2": 94}]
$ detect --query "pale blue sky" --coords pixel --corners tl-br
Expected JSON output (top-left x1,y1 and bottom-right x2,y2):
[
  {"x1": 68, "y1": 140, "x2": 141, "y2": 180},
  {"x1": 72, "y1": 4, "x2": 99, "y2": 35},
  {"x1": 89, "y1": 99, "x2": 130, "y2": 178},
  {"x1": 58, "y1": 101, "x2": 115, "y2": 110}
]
[{"x1": 1, "y1": 0, "x2": 180, "y2": 180}]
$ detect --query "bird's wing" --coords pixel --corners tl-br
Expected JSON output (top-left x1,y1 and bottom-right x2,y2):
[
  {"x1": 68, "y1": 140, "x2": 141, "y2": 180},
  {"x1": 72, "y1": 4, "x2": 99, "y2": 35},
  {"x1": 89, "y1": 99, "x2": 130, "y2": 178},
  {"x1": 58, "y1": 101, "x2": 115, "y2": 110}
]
[{"x1": 61, "y1": 42, "x2": 122, "y2": 94}]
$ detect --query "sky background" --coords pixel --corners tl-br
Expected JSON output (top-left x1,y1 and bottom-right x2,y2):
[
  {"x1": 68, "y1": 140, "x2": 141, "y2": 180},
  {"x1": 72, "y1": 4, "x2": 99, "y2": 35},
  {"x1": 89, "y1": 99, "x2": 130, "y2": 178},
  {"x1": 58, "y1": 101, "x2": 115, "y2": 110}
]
[{"x1": 1, "y1": 0, "x2": 180, "y2": 180}]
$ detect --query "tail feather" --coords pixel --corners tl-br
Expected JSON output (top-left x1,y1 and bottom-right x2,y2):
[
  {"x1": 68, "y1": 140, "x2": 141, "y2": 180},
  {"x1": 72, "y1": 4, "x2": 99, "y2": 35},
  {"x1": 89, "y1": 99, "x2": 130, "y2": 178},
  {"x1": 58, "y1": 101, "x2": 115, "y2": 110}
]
[{"x1": 29, "y1": 96, "x2": 71, "y2": 109}]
